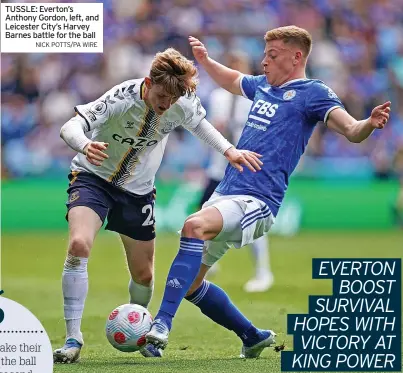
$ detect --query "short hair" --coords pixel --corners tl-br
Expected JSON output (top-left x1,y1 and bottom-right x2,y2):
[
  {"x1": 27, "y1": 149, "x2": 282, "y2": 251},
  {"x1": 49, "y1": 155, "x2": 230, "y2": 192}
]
[
  {"x1": 150, "y1": 48, "x2": 198, "y2": 97},
  {"x1": 264, "y1": 25, "x2": 312, "y2": 58}
]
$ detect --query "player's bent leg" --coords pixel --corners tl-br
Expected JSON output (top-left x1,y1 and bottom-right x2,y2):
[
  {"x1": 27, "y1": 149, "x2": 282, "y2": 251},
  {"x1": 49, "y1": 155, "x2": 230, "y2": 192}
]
[
  {"x1": 199, "y1": 183, "x2": 222, "y2": 279},
  {"x1": 185, "y1": 273, "x2": 276, "y2": 357},
  {"x1": 244, "y1": 236, "x2": 274, "y2": 293},
  {"x1": 186, "y1": 263, "x2": 211, "y2": 296},
  {"x1": 181, "y1": 206, "x2": 224, "y2": 240},
  {"x1": 183, "y1": 201, "x2": 276, "y2": 357},
  {"x1": 120, "y1": 234, "x2": 155, "y2": 308},
  {"x1": 120, "y1": 235, "x2": 164, "y2": 357},
  {"x1": 101, "y1": 190, "x2": 160, "y2": 358},
  {"x1": 146, "y1": 207, "x2": 223, "y2": 351},
  {"x1": 54, "y1": 206, "x2": 102, "y2": 364},
  {"x1": 185, "y1": 273, "x2": 276, "y2": 358}
]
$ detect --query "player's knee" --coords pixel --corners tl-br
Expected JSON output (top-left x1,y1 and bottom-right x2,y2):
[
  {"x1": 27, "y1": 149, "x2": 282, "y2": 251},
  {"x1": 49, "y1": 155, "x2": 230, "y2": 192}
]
[
  {"x1": 132, "y1": 268, "x2": 153, "y2": 286},
  {"x1": 182, "y1": 216, "x2": 206, "y2": 239},
  {"x1": 68, "y1": 236, "x2": 91, "y2": 257}
]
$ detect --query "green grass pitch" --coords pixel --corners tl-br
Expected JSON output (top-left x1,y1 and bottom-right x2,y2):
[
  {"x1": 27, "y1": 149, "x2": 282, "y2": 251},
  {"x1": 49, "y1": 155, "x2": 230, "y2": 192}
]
[{"x1": 2, "y1": 231, "x2": 402, "y2": 373}]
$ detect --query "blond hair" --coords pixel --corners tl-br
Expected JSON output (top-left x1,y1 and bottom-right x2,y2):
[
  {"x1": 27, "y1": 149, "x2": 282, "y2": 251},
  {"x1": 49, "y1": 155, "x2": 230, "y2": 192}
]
[
  {"x1": 264, "y1": 25, "x2": 312, "y2": 58},
  {"x1": 150, "y1": 48, "x2": 198, "y2": 97}
]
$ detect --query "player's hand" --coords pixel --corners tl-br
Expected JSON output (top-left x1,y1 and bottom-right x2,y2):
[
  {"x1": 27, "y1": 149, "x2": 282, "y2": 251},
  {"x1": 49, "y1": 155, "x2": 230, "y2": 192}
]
[
  {"x1": 189, "y1": 36, "x2": 209, "y2": 65},
  {"x1": 369, "y1": 101, "x2": 391, "y2": 129},
  {"x1": 224, "y1": 147, "x2": 263, "y2": 173},
  {"x1": 84, "y1": 141, "x2": 109, "y2": 166}
]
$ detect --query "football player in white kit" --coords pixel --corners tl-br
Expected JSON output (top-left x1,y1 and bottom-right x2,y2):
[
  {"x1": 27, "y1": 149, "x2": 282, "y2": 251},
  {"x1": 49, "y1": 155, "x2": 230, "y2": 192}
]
[
  {"x1": 53, "y1": 48, "x2": 263, "y2": 363},
  {"x1": 200, "y1": 52, "x2": 273, "y2": 292}
]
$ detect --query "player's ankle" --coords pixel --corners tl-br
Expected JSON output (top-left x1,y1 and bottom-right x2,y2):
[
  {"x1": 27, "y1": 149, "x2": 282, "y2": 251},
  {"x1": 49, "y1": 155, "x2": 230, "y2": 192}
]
[
  {"x1": 155, "y1": 311, "x2": 172, "y2": 330},
  {"x1": 255, "y1": 270, "x2": 271, "y2": 279},
  {"x1": 66, "y1": 332, "x2": 84, "y2": 346},
  {"x1": 239, "y1": 324, "x2": 260, "y2": 346}
]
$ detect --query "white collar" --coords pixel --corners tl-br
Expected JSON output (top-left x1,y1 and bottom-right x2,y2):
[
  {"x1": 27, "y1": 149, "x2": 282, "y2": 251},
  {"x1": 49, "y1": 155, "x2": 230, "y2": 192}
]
[{"x1": 279, "y1": 78, "x2": 308, "y2": 89}]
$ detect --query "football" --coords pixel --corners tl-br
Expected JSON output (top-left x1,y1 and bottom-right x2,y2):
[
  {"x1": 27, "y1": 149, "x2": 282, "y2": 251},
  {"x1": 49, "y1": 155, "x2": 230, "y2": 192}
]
[{"x1": 105, "y1": 304, "x2": 153, "y2": 352}]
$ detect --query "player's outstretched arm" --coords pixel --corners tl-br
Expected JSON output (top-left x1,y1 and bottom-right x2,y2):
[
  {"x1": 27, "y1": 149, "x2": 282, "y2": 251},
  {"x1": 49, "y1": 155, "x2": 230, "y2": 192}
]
[
  {"x1": 187, "y1": 119, "x2": 262, "y2": 173},
  {"x1": 327, "y1": 102, "x2": 391, "y2": 143},
  {"x1": 60, "y1": 115, "x2": 109, "y2": 166},
  {"x1": 224, "y1": 147, "x2": 263, "y2": 173},
  {"x1": 189, "y1": 36, "x2": 243, "y2": 95}
]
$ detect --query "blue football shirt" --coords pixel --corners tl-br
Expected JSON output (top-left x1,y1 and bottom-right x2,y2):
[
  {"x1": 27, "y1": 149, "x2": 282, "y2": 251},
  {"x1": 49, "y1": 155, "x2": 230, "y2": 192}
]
[{"x1": 216, "y1": 76, "x2": 345, "y2": 216}]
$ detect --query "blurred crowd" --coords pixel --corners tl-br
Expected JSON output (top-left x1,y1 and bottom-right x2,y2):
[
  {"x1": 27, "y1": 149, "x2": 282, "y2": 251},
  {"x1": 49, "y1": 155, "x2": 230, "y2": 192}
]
[{"x1": 1, "y1": 0, "x2": 403, "y2": 183}]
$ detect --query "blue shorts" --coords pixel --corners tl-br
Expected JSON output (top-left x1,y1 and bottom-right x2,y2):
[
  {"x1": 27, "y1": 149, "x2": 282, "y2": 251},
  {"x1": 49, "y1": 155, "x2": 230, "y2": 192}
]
[{"x1": 66, "y1": 172, "x2": 156, "y2": 241}]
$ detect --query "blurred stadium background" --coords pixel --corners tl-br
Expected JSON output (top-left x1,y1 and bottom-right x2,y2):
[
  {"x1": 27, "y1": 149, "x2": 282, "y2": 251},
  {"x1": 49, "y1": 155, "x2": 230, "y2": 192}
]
[
  {"x1": 1, "y1": 0, "x2": 402, "y2": 372},
  {"x1": 2, "y1": 0, "x2": 403, "y2": 231}
]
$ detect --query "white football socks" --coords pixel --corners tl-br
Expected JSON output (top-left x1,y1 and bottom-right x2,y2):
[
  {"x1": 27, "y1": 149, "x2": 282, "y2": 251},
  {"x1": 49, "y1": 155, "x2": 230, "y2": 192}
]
[
  {"x1": 251, "y1": 236, "x2": 271, "y2": 279},
  {"x1": 128, "y1": 278, "x2": 154, "y2": 308},
  {"x1": 62, "y1": 254, "x2": 88, "y2": 345}
]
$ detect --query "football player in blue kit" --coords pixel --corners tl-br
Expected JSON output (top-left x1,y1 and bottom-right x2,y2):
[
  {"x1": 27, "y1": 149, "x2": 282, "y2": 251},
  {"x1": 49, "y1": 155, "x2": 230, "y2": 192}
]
[{"x1": 144, "y1": 25, "x2": 391, "y2": 358}]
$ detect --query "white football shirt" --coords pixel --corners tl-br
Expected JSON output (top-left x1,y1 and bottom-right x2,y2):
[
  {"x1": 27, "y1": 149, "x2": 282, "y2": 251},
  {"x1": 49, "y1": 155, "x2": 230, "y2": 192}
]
[{"x1": 72, "y1": 78, "x2": 206, "y2": 195}]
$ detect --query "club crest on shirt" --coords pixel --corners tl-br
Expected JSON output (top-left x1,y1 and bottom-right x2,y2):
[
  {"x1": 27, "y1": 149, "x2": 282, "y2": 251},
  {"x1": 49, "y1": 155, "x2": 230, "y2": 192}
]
[
  {"x1": 161, "y1": 121, "x2": 178, "y2": 134},
  {"x1": 283, "y1": 90, "x2": 296, "y2": 100}
]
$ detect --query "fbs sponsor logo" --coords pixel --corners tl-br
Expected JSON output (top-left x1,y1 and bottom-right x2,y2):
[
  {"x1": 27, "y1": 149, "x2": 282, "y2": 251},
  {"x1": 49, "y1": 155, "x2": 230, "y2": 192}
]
[
  {"x1": 251, "y1": 99, "x2": 278, "y2": 117},
  {"x1": 249, "y1": 99, "x2": 278, "y2": 125}
]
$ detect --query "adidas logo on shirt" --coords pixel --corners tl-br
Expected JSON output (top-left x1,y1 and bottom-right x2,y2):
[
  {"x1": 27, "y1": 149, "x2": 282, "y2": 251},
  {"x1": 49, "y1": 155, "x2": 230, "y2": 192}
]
[{"x1": 167, "y1": 278, "x2": 182, "y2": 288}]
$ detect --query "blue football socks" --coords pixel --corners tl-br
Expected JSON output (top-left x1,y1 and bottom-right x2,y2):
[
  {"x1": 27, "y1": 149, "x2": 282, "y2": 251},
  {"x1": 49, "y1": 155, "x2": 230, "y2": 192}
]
[
  {"x1": 185, "y1": 279, "x2": 260, "y2": 346},
  {"x1": 156, "y1": 237, "x2": 204, "y2": 330}
]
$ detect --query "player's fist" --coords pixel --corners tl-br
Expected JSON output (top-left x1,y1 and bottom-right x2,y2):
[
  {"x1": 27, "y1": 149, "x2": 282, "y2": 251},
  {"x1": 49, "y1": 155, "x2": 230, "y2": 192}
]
[
  {"x1": 224, "y1": 147, "x2": 263, "y2": 173},
  {"x1": 370, "y1": 101, "x2": 391, "y2": 129},
  {"x1": 84, "y1": 141, "x2": 109, "y2": 166},
  {"x1": 189, "y1": 36, "x2": 209, "y2": 65}
]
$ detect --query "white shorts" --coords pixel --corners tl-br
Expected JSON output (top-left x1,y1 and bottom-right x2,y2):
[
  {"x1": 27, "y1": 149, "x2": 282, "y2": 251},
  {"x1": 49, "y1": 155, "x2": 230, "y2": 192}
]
[{"x1": 201, "y1": 192, "x2": 275, "y2": 267}]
